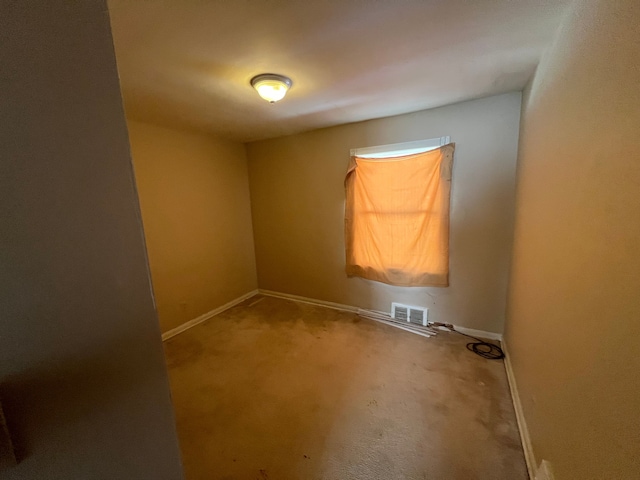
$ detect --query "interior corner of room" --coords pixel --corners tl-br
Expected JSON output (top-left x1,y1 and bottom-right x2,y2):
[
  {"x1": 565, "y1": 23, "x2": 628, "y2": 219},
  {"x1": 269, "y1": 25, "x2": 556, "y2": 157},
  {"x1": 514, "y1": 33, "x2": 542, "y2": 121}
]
[
  {"x1": 2, "y1": 0, "x2": 639, "y2": 479},
  {"x1": 131, "y1": 92, "x2": 521, "y2": 340}
]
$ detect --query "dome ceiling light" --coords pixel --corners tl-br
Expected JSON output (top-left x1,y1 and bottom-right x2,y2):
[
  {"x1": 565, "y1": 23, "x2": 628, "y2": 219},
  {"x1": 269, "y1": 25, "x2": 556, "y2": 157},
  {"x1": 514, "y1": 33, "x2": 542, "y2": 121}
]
[{"x1": 250, "y1": 73, "x2": 293, "y2": 103}]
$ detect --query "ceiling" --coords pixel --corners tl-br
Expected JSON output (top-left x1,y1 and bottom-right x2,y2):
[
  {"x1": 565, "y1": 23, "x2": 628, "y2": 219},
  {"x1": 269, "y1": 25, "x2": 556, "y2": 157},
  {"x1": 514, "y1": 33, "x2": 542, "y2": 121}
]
[{"x1": 108, "y1": 0, "x2": 568, "y2": 143}]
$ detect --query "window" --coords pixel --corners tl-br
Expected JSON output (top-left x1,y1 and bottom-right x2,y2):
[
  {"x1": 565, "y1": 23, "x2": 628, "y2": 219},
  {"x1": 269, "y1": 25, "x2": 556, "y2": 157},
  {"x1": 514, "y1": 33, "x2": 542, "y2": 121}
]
[{"x1": 344, "y1": 139, "x2": 454, "y2": 287}]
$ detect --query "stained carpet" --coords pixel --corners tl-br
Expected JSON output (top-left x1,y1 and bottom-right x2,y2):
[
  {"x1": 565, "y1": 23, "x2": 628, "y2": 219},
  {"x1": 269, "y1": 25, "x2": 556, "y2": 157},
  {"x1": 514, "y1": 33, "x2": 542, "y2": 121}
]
[{"x1": 164, "y1": 295, "x2": 527, "y2": 480}]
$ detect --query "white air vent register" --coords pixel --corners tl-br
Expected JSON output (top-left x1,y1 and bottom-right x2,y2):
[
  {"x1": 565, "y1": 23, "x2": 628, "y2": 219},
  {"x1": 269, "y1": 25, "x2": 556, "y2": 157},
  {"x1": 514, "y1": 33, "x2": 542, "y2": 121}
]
[{"x1": 391, "y1": 302, "x2": 428, "y2": 326}]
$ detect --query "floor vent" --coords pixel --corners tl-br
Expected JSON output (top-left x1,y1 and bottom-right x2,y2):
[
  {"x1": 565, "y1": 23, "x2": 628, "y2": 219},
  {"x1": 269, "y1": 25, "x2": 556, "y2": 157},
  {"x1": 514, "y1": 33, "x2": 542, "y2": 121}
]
[{"x1": 392, "y1": 303, "x2": 428, "y2": 326}]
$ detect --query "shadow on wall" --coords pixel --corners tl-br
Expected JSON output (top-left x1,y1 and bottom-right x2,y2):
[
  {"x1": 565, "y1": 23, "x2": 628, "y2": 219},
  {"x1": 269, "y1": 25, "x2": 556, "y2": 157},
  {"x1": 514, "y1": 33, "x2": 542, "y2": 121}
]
[{"x1": 0, "y1": 329, "x2": 168, "y2": 467}]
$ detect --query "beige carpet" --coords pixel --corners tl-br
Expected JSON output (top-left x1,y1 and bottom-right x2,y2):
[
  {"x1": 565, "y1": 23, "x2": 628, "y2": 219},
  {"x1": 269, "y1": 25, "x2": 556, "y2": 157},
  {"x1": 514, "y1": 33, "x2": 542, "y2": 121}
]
[{"x1": 164, "y1": 295, "x2": 527, "y2": 480}]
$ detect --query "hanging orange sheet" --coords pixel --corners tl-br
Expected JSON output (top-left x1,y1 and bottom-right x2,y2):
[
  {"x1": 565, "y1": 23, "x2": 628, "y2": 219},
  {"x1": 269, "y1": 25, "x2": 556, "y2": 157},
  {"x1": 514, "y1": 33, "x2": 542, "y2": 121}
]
[{"x1": 344, "y1": 144, "x2": 454, "y2": 287}]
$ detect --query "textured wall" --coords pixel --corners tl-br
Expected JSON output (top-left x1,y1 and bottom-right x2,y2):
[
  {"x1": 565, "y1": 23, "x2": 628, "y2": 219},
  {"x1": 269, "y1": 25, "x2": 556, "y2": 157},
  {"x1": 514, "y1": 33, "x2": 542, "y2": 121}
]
[
  {"x1": 505, "y1": 0, "x2": 640, "y2": 478},
  {"x1": 247, "y1": 93, "x2": 521, "y2": 334},
  {"x1": 127, "y1": 121, "x2": 258, "y2": 333},
  {"x1": 0, "y1": 2, "x2": 184, "y2": 478}
]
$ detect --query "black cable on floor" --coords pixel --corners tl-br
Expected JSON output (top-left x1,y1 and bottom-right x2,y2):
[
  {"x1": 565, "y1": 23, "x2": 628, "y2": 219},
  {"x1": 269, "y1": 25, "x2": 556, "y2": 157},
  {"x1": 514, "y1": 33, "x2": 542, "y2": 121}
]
[{"x1": 432, "y1": 323, "x2": 505, "y2": 360}]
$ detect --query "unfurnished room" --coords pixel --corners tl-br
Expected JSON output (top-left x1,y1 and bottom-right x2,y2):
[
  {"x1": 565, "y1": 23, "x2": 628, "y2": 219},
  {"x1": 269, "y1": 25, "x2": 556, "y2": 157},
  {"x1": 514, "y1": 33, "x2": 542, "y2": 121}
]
[{"x1": 1, "y1": 1, "x2": 639, "y2": 480}]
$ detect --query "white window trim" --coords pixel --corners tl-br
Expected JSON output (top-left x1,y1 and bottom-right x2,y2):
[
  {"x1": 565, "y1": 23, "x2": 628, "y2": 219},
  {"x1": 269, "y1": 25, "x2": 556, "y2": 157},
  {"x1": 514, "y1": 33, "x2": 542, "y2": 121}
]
[{"x1": 350, "y1": 136, "x2": 451, "y2": 159}]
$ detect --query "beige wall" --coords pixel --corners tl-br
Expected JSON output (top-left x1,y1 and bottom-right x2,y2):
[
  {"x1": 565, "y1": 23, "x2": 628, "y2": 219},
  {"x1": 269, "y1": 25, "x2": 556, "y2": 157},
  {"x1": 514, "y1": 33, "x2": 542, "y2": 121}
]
[
  {"x1": 0, "y1": 2, "x2": 184, "y2": 478},
  {"x1": 505, "y1": 0, "x2": 640, "y2": 478},
  {"x1": 127, "y1": 121, "x2": 257, "y2": 333},
  {"x1": 247, "y1": 93, "x2": 521, "y2": 333}
]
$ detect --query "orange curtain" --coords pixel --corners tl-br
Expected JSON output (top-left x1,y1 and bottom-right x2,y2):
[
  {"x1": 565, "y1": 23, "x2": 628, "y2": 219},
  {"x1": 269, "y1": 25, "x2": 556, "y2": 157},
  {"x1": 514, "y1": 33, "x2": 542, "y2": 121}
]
[{"x1": 344, "y1": 144, "x2": 454, "y2": 287}]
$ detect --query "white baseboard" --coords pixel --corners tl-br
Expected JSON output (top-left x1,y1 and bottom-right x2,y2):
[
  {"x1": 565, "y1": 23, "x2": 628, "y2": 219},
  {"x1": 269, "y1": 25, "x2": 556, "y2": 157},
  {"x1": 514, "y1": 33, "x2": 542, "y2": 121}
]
[
  {"x1": 161, "y1": 289, "x2": 259, "y2": 341},
  {"x1": 258, "y1": 289, "x2": 502, "y2": 340},
  {"x1": 258, "y1": 289, "x2": 358, "y2": 313},
  {"x1": 502, "y1": 339, "x2": 536, "y2": 479},
  {"x1": 534, "y1": 460, "x2": 555, "y2": 480},
  {"x1": 453, "y1": 325, "x2": 502, "y2": 341}
]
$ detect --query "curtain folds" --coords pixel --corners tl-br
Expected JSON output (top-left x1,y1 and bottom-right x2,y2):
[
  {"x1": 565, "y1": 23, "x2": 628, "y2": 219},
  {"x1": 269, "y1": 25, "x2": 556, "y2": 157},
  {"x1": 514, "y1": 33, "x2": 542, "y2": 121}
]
[{"x1": 344, "y1": 143, "x2": 454, "y2": 287}]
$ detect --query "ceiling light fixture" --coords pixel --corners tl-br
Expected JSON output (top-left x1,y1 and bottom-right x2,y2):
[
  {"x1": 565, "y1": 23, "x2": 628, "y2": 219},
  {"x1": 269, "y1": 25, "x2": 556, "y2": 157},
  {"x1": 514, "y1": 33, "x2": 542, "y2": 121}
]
[{"x1": 250, "y1": 73, "x2": 292, "y2": 103}]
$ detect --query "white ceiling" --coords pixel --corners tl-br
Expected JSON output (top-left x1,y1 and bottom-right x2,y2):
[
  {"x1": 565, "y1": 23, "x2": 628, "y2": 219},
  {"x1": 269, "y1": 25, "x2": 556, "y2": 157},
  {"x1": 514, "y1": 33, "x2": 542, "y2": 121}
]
[{"x1": 108, "y1": 0, "x2": 568, "y2": 143}]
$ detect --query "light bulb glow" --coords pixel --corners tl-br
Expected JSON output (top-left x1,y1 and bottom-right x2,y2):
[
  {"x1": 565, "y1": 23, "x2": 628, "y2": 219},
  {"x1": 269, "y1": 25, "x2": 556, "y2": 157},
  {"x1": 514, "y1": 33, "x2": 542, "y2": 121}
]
[
  {"x1": 250, "y1": 74, "x2": 292, "y2": 103},
  {"x1": 255, "y1": 81, "x2": 288, "y2": 102}
]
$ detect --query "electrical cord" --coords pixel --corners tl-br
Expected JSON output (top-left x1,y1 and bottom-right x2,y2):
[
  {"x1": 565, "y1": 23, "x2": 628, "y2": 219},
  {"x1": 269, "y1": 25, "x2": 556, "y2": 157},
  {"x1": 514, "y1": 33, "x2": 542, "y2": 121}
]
[{"x1": 431, "y1": 323, "x2": 505, "y2": 360}]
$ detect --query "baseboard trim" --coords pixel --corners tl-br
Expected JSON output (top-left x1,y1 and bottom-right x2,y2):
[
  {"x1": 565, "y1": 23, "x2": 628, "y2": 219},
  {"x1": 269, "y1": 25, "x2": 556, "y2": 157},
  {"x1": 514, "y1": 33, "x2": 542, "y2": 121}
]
[
  {"x1": 453, "y1": 325, "x2": 502, "y2": 341},
  {"x1": 258, "y1": 289, "x2": 502, "y2": 341},
  {"x1": 161, "y1": 289, "x2": 259, "y2": 341},
  {"x1": 258, "y1": 289, "x2": 359, "y2": 313},
  {"x1": 502, "y1": 339, "x2": 536, "y2": 479}
]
